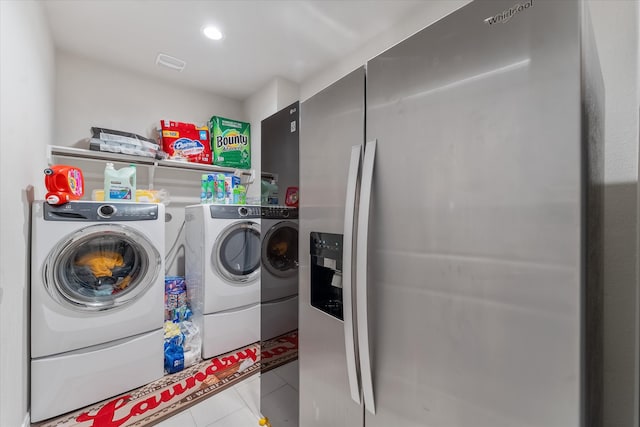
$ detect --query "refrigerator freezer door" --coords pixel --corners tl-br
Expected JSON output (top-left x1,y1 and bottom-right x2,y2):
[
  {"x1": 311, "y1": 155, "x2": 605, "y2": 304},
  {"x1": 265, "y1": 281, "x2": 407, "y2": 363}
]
[
  {"x1": 299, "y1": 67, "x2": 365, "y2": 426},
  {"x1": 365, "y1": 1, "x2": 584, "y2": 427}
]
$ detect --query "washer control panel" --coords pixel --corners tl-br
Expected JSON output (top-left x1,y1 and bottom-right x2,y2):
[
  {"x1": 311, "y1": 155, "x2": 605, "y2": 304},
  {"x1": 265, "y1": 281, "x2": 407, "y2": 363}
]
[
  {"x1": 209, "y1": 204, "x2": 261, "y2": 219},
  {"x1": 44, "y1": 201, "x2": 158, "y2": 221}
]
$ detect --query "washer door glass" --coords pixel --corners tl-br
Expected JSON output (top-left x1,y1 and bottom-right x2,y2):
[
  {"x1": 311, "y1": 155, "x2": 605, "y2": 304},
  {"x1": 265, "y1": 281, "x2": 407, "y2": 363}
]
[
  {"x1": 262, "y1": 221, "x2": 298, "y2": 278},
  {"x1": 44, "y1": 224, "x2": 161, "y2": 311},
  {"x1": 214, "y1": 221, "x2": 261, "y2": 284}
]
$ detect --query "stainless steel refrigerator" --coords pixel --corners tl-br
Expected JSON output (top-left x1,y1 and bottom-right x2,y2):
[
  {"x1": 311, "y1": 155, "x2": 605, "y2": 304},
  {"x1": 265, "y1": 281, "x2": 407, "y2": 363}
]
[{"x1": 299, "y1": 1, "x2": 604, "y2": 426}]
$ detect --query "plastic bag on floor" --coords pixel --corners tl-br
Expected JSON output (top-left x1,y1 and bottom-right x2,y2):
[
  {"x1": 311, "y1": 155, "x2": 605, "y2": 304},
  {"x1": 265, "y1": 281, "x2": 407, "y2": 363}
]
[
  {"x1": 164, "y1": 335, "x2": 184, "y2": 374},
  {"x1": 180, "y1": 321, "x2": 202, "y2": 367}
]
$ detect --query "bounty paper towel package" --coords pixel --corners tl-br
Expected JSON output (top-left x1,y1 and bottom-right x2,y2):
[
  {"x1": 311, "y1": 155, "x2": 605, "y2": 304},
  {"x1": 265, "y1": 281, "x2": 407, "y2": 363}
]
[{"x1": 209, "y1": 116, "x2": 251, "y2": 170}]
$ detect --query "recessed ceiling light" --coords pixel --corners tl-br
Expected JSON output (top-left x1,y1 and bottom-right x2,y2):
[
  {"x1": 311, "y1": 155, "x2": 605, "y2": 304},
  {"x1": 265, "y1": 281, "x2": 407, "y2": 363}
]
[{"x1": 203, "y1": 26, "x2": 223, "y2": 41}]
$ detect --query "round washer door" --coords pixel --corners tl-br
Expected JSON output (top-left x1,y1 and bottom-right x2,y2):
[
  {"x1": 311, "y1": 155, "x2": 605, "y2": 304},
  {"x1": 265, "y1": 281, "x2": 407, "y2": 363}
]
[
  {"x1": 213, "y1": 221, "x2": 261, "y2": 284},
  {"x1": 43, "y1": 224, "x2": 162, "y2": 311},
  {"x1": 262, "y1": 221, "x2": 298, "y2": 278}
]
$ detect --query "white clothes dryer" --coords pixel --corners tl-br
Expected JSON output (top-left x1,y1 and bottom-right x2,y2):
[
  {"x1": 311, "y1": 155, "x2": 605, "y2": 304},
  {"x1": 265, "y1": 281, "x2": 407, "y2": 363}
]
[
  {"x1": 261, "y1": 206, "x2": 299, "y2": 340},
  {"x1": 185, "y1": 204, "x2": 261, "y2": 359},
  {"x1": 30, "y1": 201, "x2": 165, "y2": 422}
]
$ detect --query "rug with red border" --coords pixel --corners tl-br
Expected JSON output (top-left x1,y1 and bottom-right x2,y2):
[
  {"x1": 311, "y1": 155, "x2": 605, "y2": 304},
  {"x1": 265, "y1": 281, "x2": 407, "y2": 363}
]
[{"x1": 32, "y1": 330, "x2": 298, "y2": 427}]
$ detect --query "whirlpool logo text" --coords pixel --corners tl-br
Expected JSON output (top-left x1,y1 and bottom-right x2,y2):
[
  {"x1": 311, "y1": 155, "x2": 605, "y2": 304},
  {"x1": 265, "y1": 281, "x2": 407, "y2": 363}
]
[{"x1": 484, "y1": 0, "x2": 533, "y2": 25}]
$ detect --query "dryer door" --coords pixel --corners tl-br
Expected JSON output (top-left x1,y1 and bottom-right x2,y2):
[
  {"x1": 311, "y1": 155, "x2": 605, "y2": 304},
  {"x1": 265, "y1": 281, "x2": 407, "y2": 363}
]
[
  {"x1": 262, "y1": 220, "x2": 298, "y2": 278},
  {"x1": 44, "y1": 224, "x2": 162, "y2": 311},
  {"x1": 213, "y1": 221, "x2": 261, "y2": 284}
]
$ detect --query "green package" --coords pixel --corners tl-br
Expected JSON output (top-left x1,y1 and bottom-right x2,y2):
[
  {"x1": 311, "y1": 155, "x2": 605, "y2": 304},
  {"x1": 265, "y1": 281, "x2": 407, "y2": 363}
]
[{"x1": 209, "y1": 116, "x2": 251, "y2": 169}]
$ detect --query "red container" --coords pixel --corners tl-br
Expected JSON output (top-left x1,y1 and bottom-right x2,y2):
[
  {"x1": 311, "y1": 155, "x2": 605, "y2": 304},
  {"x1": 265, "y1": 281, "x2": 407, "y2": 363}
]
[
  {"x1": 160, "y1": 120, "x2": 211, "y2": 164},
  {"x1": 285, "y1": 186, "x2": 299, "y2": 207},
  {"x1": 44, "y1": 165, "x2": 84, "y2": 205}
]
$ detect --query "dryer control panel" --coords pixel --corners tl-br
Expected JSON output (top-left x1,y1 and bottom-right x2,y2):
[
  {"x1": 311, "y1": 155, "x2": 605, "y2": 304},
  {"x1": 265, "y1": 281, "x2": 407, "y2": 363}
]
[
  {"x1": 262, "y1": 206, "x2": 298, "y2": 220},
  {"x1": 43, "y1": 201, "x2": 158, "y2": 221}
]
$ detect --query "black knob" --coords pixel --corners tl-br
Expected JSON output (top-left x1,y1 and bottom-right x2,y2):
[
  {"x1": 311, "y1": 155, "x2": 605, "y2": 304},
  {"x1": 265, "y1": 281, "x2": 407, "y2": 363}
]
[
  {"x1": 238, "y1": 207, "x2": 248, "y2": 216},
  {"x1": 98, "y1": 205, "x2": 116, "y2": 218}
]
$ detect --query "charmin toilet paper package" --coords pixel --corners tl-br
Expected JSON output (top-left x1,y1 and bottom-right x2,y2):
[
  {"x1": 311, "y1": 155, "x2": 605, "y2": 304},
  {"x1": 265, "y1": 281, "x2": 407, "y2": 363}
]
[{"x1": 160, "y1": 120, "x2": 211, "y2": 164}]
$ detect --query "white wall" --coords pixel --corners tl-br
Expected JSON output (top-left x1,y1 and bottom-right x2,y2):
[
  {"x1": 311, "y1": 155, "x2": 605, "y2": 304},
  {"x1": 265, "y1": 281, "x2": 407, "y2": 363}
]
[
  {"x1": 0, "y1": 1, "x2": 55, "y2": 425},
  {"x1": 54, "y1": 51, "x2": 248, "y2": 277},
  {"x1": 54, "y1": 50, "x2": 245, "y2": 146},
  {"x1": 588, "y1": 2, "x2": 640, "y2": 426},
  {"x1": 300, "y1": 1, "x2": 640, "y2": 426},
  {"x1": 275, "y1": 77, "x2": 300, "y2": 111}
]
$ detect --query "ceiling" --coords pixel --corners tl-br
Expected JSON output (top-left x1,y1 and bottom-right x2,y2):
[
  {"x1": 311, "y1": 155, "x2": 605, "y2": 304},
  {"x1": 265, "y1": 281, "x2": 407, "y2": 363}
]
[{"x1": 43, "y1": 0, "x2": 426, "y2": 100}]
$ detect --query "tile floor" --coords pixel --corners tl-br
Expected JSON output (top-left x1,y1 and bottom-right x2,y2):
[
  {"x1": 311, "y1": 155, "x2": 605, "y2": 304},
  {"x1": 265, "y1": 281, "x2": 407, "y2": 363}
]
[{"x1": 157, "y1": 360, "x2": 299, "y2": 427}]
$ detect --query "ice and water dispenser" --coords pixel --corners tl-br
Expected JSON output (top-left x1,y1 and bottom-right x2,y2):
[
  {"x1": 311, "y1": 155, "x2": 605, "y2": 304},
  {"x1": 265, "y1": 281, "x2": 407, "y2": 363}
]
[{"x1": 310, "y1": 232, "x2": 344, "y2": 320}]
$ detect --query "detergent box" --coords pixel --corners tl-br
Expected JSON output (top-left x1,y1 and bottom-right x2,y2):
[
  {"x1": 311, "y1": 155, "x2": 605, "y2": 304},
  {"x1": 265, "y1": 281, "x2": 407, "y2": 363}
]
[
  {"x1": 209, "y1": 116, "x2": 251, "y2": 170},
  {"x1": 160, "y1": 120, "x2": 211, "y2": 164}
]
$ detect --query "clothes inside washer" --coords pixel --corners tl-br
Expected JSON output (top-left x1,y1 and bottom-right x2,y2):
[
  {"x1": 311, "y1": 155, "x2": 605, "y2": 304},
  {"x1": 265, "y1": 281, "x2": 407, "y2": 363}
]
[{"x1": 70, "y1": 240, "x2": 137, "y2": 295}]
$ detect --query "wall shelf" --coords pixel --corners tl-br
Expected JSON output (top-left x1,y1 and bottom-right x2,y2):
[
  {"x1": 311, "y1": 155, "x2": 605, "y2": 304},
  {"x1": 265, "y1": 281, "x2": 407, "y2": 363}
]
[
  {"x1": 47, "y1": 145, "x2": 257, "y2": 188},
  {"x1": 47, "y1": 145, "x2": 252, "y2": 175},
  {"x1": 261, "y1": 171, "x2": 279, "y2": 182}
]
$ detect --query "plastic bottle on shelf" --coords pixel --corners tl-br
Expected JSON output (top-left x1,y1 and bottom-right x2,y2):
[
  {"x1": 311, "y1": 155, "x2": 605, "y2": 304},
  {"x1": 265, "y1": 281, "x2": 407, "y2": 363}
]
[
  {"x1": 214, "y1": 173, "x2": 226, "y2": 203},
  {"x1": 200, "y1": 174, "x2": 208, "y2": 204},
  {"x1": 104, "y1": 162, "x2": 136, "y2": 201},
  {"x1": 268, "y1": 179, "x2": 278, "y2": 205},
  {"x1": 233, "y1": 185, "x2": 247, "y2": 205}
]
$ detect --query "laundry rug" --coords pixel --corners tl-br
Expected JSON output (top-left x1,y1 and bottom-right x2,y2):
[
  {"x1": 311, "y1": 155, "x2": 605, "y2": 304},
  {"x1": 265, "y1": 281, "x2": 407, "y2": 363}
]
[
  {"x1": 33, "y1": 330, "x2": 298, "y2": 427},
  {"x1": 261, "y1": 329, "x2": 298, "y2": 374}
]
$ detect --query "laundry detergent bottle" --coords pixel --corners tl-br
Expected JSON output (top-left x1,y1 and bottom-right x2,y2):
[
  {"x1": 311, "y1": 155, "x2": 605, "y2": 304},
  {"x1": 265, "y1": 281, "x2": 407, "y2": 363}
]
[
  {"x1": 44, "y1": 165, "x2": 85, "y2": 205},
  {"x1": 104, "y1": 162, "x2": 136, "y2": 201}
]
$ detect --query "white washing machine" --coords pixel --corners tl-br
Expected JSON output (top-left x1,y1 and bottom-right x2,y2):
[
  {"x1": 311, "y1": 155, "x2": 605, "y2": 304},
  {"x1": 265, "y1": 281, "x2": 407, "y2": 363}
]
[
  {"x1": 185, "y1": 204, "x2": 261, "y2": 359},
  {"x1": 30, "y1": 201, "x2": 165, "y2": 422},
  {"x1": 261, "y1": 206, "x2": 298, "y2": 341}
]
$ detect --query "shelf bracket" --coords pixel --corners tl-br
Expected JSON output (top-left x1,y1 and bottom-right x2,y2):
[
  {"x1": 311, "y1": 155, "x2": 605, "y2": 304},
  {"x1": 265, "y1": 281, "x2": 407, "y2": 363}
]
[
  {"x1": 46, "y1": 145, "x2": 53, "y2": 165},
  {"x1": 148, "y1": 162, "x2": 157, "y2": 190}
]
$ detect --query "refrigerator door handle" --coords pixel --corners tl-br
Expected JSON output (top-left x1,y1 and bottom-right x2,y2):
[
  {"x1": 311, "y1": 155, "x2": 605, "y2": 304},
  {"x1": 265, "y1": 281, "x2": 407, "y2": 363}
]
[
  {"x1": 343, "y1": 144, "x2": 363, "y2": 405},
  {"x1": 356, "y1": 139, "x2": 377, "y2": 414}
]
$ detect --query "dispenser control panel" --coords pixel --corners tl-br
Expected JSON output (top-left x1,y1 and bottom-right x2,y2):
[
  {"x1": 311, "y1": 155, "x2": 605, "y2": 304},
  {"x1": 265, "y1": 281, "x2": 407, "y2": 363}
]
[{"x1": 310, "y1": 232, "x2": 344, "y2": 320}]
